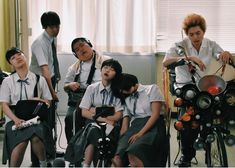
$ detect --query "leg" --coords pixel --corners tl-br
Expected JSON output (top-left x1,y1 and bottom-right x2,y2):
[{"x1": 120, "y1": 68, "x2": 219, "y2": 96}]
[
  {"x1": 179, "y1": 127, "x2": 199, "y2": 167},
  {"x1": 64, "y1": 106, "x2": 76, "y2": 143},
  {"x1": 128, "y1": 153, "x2": 144, "y2": 167},
  {"x1": 30, "y1": 135, "x2": 46, "y2": 161},
  {"x1": 83, "y1": 144, "x2": 94, "y2": 166},
  {"x1": 10, "y1": 141, "x2": 29, "y2": 167},
  {"x1": 31, "y1": 147, "x2": 40, "y2": 167},
  {"x1": 112, "y1": 155, "x2": 123, "y2": 167}
]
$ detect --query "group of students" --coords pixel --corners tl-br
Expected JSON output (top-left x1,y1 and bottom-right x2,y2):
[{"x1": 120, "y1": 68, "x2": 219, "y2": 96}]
[{"x1": 0, "y1": 10, "x2": 233, "y2": 167}]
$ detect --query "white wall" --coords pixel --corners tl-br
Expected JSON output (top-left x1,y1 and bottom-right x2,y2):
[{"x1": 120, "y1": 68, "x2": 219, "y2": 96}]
[{"x1": 57, "y1": 52, "x2": 156, "y2": 115}]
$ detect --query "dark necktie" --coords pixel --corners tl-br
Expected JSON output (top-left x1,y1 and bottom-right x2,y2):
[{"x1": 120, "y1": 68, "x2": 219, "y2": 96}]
[
  {"x1": 52, "y1": 40, "x2": 61, "y2": 82},
  {"x1": 131, "y1": 92, "x2": 139, "y2": 115},
  {"x1": 17, "y1": 78, "x2": 29, "y2": 100},
  {"x1": 101, "y1": 89, "x2": 107, "y2": 105}
]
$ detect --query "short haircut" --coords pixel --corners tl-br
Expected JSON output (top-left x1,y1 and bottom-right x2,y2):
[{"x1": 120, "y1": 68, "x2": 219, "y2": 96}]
[
  {"x1": 101, "y1": 59, "x2": 122, "y2": 76},
  {"x1": 5, "y1": 47, "x2": 23, "y2": 64},
  {"x1": 182, "y1": 13, "x2": 206, "y2": 35},
  {"x1": 41, "y1": 11, "x2": 60, "y2": 29},
  {"x1": 119, "y1": 73, "x2": 138, "y2": 91},
  {"x1": 71, "y1": 37, "x2": 93, "y2": 54}
]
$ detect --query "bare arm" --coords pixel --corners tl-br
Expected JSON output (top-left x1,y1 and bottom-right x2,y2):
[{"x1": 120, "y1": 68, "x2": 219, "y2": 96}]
[
  {"x1": 162, "y1": 56, "x2": 185, "y2": 68},
  {"x1": 1, "y1": 102, "x2": 24, "y2": 128},
  {"x1": 40, "y1": 65, "x2": 58, "y2": 101},
  {"x1": 218, "y1": 51, "x2": 233, "y2": 64},
  {"x1": 81, "y1": 107, "x2": 122, "y2": 125},
  {"x1": 120, "y1": 116, "x2": 129, "y2": 136},
  {"x1": 163, "y1": 55, "x2": 206, "y2": 71},
  {"x1": 128, "y1": 101, "x2": 163, "y2": 144}
]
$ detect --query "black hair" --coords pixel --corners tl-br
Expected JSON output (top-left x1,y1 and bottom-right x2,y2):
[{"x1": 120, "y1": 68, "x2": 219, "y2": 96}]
[
  {"x1": 101, "y1": 59, "x2": 123, "y2": 101},
  {"x1": 101, "y1": 59, "x2": 122, "y2": 76},
  {"x1": 71, "y1": 37, "x2": 93, "y2": 57},
  {"x1": 116, "y1": 73, "x2": 139, "y2": 104},
  {"x1": 5, "y1": 47, "x2": 23, "y2": 64},
  {"x1": 41, "y1": 11, "x2": 60, "y2": 29},
  {"x1": 119, "y1": 73, "x2": 138, "y2": 91}
]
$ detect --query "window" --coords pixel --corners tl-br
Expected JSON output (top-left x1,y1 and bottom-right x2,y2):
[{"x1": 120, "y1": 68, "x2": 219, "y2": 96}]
[{"x1": 156, "y1": 0, "x2": 235, "y2": 52}]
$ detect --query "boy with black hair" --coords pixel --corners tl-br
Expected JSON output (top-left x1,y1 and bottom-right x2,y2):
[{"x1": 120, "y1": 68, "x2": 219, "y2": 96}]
[{"x1": 29, "y1": 11, "x2": 60, "y2": 166}]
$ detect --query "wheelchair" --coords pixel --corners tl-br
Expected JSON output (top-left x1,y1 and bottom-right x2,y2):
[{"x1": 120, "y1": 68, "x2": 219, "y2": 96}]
[{"x1": 164, "y1": 58, "x2": 235, "y2": 167}]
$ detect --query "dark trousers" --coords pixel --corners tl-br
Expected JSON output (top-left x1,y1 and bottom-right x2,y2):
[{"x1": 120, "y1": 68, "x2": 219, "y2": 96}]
[
  {"x1": 65, "y1": 105, "x2": 84, "y2": 143},
  {"x1": 31, "y1": 77, "x2": 57, "y2": 166},
  {"x1": 180, "y1": 127, "x2": 200, "y2": 161},
  {"x1": 178, "y1": 107, "x2": 200, "y2": 161}
]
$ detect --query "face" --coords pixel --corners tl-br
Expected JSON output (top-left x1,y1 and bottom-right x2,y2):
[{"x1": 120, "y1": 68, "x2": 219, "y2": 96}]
[
  {"x1": 73, "y1": 42, "x2": 93, "y2": 61},
  {"x1": 101, "y1": 65, "x2": 116, "y2": 81},
  {"x1": 9, "y1": 52, "x2": 27, "y2": 68},
  {"x1": 187, "y1": 26, "x2": 205, "y2": 48},
  {"x1": 46, "y1": 25, "x2": 60, "y2": 37}
]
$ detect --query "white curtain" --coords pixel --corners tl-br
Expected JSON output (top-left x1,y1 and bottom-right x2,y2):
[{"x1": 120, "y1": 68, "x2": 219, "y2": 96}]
[{"x1": 27, "y1": 0, "x2": 158, "y2": 54}]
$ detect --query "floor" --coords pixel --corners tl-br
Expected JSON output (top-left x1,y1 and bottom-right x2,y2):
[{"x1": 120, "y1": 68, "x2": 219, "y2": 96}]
[{"x1": 0, "y1": 115, "x2": 235, "y2": 167}]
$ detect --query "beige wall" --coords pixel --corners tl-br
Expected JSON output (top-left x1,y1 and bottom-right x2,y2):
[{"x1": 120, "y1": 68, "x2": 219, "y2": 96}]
[{"x1": 155, "y1": 53, "x2": 235, "y2": 112}]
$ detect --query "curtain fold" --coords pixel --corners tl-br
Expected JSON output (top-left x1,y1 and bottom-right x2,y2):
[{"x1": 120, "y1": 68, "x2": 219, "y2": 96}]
[{"x1": 27, "y1": 0, "x2": 158, "y2": 54}]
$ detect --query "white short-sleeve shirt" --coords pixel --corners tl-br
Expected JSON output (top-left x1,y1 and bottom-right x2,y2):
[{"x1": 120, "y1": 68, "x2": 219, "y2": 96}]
[
  {"x1": 79, "y1": 81, "x2": 123, "y2": 113},
  {"x1": 165, "y1": 38, "x2": 224, "y2": 87},
  {"x1": 30, "y1": 31, "x2": 55, "y2": 77},
  {"x1": 123, "y1": 84, "x2": 165, "y2": 122},
  {"x1": 64, "y1": 53, "x2": 111, "y2": 89},
  {"x1": 0, "y1": 71, "x2": 52, "y2": 105}
]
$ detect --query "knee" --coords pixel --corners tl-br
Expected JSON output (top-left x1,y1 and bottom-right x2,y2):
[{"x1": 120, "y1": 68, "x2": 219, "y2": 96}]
[
  {"x1": 112, "y1": 155, "x2": 123, "y2": 167},
  {"x1": 31, "y1": 136, "x2": 43, "y2": 144},
  {"x1": 128, "y1": 153, "x2": 143, "y2": 167}
]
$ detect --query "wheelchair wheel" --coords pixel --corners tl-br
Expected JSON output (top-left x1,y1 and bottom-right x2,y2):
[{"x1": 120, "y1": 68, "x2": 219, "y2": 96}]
[{"x1": 205, "y1": 128, "x2": 228, "y2": 167}]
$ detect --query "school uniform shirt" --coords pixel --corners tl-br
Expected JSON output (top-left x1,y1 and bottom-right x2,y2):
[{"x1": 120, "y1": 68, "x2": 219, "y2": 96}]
[
  {"x1": 30, "y1": 31, "x2": 57, "y2": 78},
  {"x1": 165, "y1": 38, "x2": 224, "y2": 88},
  {"x1": 79, "y1": 81, "x2": 123, "y2": 113},
  {"x1": 0, "y1": 71, "x2": 52, "y2": 106},
  {"x1": 0, "y1": 71, "x2": 54, "y2": 164},
  {"x1": 64, "y1": 52, "x2": 111, "y2": 89},
  {"x1": 123, "y1": 84, "x2": 165, "y2": 123}
]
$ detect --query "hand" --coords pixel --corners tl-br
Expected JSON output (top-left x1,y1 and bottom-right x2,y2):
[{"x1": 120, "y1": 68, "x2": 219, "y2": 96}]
[
  {"x1": 69, "y1": 82, "x2": 80, "y2": 91},
  {"x1": 52, "y1": 92, "x2": 59, "y2": 102},
  {"x1": 188, "y1": 56, "x2": 206, "y2": 71},
  {"x1": 219, "y1": 51, "x2": 232, "y2": 64},
  {"x1": 14, "y1": 118, "x2": 25, "y2": 129},
  {"x1": 128, "y1": 132, "x2": 144, "y2": 144}
]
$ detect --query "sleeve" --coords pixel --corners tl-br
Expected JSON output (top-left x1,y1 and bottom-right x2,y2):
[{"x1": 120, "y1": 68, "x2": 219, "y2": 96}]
[
  {"x1": 123, "y1": 106, "x2": 131, "y2": 118},
  {"x1": 64, "y1": 63, "x2": 77, "y2": 83},
  {"x1": 165, "y1": 43, "x2": 179, "y2": 58},
  {"x1": 211, "y1": 41, "x2": 224, "y2": 59},
  {"x1": 113, "y1": 97, "x2": 124, "y2": 113},
  {"x1": 149, "y1": 84, "x2": 165, "y2": 102},
  {"x1": 31, "y1": 41, "x2": 48, "y2": 66},
  {"x1": 0, "y1": 78, "x2": 11, "y2": 103},
  {"x1": 79, "y1": 85, "x2": 93, "y2": 109}
]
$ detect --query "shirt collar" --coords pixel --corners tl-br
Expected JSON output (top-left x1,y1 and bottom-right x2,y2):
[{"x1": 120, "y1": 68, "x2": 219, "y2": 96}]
[
  {"x1": 14, "y1": 71, "x2": 31, "y2": 83},
  {"x1": 187, "y1": 38, "x2": 206, "y2": 50},
  {"x1": 99, "y1": 82, "x2": 111, "y2": 93},
  {"x1": 43, "y1": 31, "x2": 55, "y2": 43}
]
